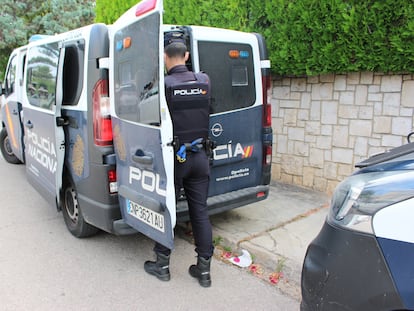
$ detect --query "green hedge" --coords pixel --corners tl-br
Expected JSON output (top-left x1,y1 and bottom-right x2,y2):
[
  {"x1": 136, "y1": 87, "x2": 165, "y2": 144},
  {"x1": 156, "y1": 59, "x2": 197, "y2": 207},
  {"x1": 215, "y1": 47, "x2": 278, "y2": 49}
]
[
  {"x1": 255, "y1": 0, "x2": 414, "y2": 75},
  {"x1": 96, "y1": 0, "x2": 414, "y2": 76}
]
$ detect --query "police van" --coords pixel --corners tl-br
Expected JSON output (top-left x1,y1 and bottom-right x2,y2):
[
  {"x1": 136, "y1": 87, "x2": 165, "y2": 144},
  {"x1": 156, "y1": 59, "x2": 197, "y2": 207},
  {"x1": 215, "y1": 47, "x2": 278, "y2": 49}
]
[
  {"x1": 0, "y1": 0, "x2": 272, "y2": 248},
  {"x1": 301, "y1": 139, "x2": 414, "y2": 310}
]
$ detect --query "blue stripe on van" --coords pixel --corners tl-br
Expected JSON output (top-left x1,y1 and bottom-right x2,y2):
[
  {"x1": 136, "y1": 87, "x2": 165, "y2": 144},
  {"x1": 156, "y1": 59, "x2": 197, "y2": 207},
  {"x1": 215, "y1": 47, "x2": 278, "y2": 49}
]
[{"x1": 377, "y1": 237, "x2": 414, "y2": 309}]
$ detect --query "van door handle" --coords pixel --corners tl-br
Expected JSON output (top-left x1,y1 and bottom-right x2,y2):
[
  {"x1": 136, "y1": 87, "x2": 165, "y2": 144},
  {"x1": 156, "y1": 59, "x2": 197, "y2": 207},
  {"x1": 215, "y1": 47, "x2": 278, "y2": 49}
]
[
  {"x1": 25, "y1": 120, "x2": 33, "y2": 129},
  {"x1": 12, "y1": 110, "x2": 18, "y2": 115},
  {"x1": 132, "y1": 150, "x2": 153, "y2": 165}
]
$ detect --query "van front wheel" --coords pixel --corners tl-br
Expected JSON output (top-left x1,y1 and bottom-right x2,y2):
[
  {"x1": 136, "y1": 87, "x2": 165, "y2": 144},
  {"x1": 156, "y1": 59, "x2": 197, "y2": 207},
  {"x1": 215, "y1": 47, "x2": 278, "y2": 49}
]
[
  {"x1": 0, "y1": 128, "x2": 22, "y2": 164},
  {"x1": 62, "y1": 179, "x2": 99, "y2": 238}
]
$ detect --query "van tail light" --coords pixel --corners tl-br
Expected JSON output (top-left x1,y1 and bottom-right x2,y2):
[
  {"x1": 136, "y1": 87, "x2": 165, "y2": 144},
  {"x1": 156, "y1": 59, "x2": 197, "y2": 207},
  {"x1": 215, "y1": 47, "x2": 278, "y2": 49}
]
[
  {"x1": 262, "y1": 74, "x2": 272, "y2": 128},
  {"x1": 108, "y1": 169, "x2": 118, "y2": 194},
  {"x1": 135, "y1": 0, "x2": 157, "y2": 17},
  {"x1": 263, "y1": 145, "x2": 272, "y2": 166},
  {"x1": 262, "y1": 72, "x2": 272, "y2": 168},
  {"x1": 93, "y1": 79, "x2": 113, "y2": 146}
]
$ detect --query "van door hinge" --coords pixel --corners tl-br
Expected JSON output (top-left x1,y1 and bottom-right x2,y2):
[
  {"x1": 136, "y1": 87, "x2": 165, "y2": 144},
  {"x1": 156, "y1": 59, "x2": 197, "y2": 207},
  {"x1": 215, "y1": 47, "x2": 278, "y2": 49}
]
[
  {"x1": 167, "y1": 136, "x2": 179, "y2": 149},
  {"x1": 98, "y1": 57, "x2": 109, "y2": 70},
  {"x1": 56, "y1": 116, "x2": 69, "y2": 127}
]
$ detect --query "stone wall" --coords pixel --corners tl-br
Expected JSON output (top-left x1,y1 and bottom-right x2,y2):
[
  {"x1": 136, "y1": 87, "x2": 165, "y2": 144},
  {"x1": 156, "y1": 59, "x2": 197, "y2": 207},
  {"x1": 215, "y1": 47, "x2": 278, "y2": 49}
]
[{"x1": 271, "y1": 72, "x2": 414, "y2": 194}]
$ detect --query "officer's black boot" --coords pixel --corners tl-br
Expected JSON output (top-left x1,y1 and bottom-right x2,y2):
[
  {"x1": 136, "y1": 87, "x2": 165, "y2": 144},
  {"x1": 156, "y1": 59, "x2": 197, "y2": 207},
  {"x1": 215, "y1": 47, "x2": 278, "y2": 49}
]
[
  {"x1": 189, "y1": 256, "x2": 211, "y2": 287},
  {"x1": 144, "y1": 253, "x2": 170, "y2": 281}
]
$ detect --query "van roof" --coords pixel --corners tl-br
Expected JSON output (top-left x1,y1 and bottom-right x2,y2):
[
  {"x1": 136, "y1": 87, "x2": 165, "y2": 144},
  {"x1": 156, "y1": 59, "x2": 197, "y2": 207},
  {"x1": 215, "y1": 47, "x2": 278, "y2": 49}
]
[{"x1": 26, "y1": 23, "x2": 107, "y2": 47}]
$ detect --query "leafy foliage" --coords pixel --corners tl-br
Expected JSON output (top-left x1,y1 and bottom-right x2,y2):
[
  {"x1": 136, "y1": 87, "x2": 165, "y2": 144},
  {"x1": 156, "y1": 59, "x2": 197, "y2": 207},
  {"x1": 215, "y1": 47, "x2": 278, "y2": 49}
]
[
  {"x1": 94, "y1": 0, "x2": 414, "y2": 76},
  {"x1": 255, "y1": 0, "x2": 414, "y2": 75},
  {"x1": 0, "y1": 0, "x2": 95, "y2": 79},
  {"x1": 95, "y1": 0, "x2": 137, "y2": 24},
  {"x1": 2, "y1": 1, "x2": 413, "y2": 78}
]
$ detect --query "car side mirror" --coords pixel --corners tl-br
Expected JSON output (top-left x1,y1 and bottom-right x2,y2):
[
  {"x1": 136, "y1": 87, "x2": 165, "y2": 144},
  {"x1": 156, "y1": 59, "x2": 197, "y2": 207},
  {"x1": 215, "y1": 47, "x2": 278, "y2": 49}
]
[{"x1": 0, "y1": 82, "x2": 4, "y2": 96}]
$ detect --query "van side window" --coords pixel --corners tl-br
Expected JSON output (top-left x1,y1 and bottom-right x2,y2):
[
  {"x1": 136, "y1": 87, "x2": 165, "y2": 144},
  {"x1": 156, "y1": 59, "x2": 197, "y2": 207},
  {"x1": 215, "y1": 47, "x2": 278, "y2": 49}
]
[
  {"x1": 62, "y1": 43, "x2": 84, "y2": 106},
  {"x1": 114, "y1": 13, "x2": 160, "y2": 126},
  {"x1": 26, "y1": 43, "x2": 59, "y2": 111},
  {"x1": 5, "y1": 55, "x2": 17, "y2": 95},
  {"x1": 198, "y1": 41, "x2": 256, "y2": 114},
  {"x1": 22, "y1": 55, "x2": 26, "y2": 86}
]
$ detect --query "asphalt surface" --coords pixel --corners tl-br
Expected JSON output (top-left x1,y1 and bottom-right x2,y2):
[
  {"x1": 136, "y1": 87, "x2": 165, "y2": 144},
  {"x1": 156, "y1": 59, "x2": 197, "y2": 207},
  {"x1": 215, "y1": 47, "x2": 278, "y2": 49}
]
[
  {"x1": 0, "y1": 155, "x2": 328, "y2": 307},
  {"x1": 0, "y1": 161, "x2": 301, "y2": 310}
]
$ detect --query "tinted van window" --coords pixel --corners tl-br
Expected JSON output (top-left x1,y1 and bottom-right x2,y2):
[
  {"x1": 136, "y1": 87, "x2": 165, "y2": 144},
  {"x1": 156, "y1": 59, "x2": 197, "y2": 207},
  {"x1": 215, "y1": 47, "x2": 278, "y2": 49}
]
[
  {"x1": 26, "y1": 43, "x2": 59, "y2": 110},
  {"x1": 114, "y1": 13, "x2": 160, "y2": 125},
  {"x1": 63, "y1": 43, "x2": 84, "y2": 106},
  {"x1": 198, "y1": 41, "x2": 255, "y2": 114},
  {"x1": 5, "y1": 55, "x2": 17, "y2": 95}
]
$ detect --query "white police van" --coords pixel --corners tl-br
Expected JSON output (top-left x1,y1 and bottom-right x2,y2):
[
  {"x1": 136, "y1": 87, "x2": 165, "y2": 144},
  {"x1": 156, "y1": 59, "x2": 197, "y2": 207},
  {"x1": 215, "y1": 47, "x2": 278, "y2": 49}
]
[{"x1": 0, "y1": 0, "x2": 272, "y2": 248}]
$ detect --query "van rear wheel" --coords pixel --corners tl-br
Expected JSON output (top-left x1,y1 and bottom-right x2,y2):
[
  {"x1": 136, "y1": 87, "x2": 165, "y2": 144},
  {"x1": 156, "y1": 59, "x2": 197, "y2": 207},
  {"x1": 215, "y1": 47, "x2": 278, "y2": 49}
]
[
  {"x1": 62, "y1": 178, "x2": 99, "y2": 238},
  {"x1": 0, "y1": 128, "x2": 22, "y2": 164}
]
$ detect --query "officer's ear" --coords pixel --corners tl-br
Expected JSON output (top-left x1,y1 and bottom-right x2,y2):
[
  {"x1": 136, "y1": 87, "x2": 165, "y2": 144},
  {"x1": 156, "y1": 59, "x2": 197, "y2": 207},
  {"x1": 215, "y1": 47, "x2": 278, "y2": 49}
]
[{"x1": 184, "y1": 51, "x2": 189, "y2": 62}]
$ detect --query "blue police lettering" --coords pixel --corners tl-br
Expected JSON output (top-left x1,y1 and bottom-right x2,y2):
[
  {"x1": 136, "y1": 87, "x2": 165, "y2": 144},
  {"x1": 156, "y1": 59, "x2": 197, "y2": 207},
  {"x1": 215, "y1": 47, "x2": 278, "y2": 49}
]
[
  {"x1": 27, "y1": 129, "x2": 57, "y2": 173},
  {"x1": 213, "y1": 142, "x2": 245, "y2": 160},
  {"x1": 129, "y1": 166, "x2": 166, "y2": 197}
]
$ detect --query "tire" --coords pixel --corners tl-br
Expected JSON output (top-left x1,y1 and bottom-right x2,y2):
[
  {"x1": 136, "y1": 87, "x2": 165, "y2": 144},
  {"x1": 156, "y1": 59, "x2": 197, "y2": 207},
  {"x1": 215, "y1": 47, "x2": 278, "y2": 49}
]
[
  {"x1": 0, "y1": 127, "x2": 22, "y2": 164},
  {"x1": 61, "y1": 177, "x2": 99, "y2": 238}
]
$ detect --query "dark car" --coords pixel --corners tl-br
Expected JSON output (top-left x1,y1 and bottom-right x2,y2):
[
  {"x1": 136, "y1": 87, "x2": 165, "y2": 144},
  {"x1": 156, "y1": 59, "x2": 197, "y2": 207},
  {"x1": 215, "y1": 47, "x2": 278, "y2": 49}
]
[{"x1": 301, "y1": 140, "x2": 414, "y2": 311}]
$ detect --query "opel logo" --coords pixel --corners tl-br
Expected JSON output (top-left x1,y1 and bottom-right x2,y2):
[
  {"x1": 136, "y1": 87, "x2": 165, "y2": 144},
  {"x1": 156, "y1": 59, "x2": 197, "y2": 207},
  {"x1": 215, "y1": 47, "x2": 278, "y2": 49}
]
[{"x1": 211, "y1": 123, "x2": 223, "y2": 137}]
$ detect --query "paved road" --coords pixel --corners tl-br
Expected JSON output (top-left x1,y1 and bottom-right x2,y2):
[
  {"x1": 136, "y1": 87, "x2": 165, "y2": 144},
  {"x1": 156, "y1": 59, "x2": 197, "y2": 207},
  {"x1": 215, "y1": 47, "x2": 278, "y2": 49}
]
[{"x1": 0, "y1": 158, "x2": 299, "y2": 310}]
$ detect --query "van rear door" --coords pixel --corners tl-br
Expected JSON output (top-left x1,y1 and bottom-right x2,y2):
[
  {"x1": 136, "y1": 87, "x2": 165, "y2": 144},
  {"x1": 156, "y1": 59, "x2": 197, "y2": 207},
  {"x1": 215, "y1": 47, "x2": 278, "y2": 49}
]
[
  {"x1": 23, "y1": 41, "x2": 66, "y2": 207},
  {"x1": 110, "y1": 0, "x2": 176, "y2": 249},
  {"x1": 1, "y1": 48, "x2": 26, "y2": 163},
  {"x1": 191, "y1": 28, "x2": 272, "y2": 198}
]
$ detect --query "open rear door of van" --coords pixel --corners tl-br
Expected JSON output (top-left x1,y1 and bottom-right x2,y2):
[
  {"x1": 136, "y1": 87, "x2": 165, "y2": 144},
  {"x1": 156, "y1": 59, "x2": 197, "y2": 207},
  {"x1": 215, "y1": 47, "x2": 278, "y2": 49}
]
[
  {"x1": 109, "y1": 0, "x2": 176, "y2": 249},
  {"x1": 1, "y1": 48, "x2": 26, "y2": 163},
  {"x1": 23, "y1": 41, "x2": 66, "y2": 208}
]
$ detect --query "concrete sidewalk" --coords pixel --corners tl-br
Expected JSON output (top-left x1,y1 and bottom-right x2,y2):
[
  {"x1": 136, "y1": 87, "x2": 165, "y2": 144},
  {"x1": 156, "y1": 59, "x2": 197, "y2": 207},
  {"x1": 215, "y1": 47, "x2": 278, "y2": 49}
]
[{"x1": 208, "y1": 182, "x2": 330, "y2": 300}]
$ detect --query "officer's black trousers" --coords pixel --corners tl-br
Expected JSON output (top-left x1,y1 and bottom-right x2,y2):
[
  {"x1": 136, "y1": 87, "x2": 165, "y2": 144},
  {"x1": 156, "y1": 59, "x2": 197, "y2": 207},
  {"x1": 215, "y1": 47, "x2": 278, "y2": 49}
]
[{"x1": 154, "y1": 150, "x2": 214, "y2": 259}]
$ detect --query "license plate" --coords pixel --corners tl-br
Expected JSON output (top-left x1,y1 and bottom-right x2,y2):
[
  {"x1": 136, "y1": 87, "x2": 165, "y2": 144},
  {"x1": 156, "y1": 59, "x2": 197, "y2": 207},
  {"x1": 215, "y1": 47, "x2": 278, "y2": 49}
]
[{"x1": 127, "y1": 200, "x2": 165, "y2": 233}]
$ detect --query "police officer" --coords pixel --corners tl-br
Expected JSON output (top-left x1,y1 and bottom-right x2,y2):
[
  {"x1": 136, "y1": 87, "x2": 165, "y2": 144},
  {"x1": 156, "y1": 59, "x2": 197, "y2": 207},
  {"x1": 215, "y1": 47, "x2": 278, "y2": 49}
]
[{"x1": 144, "y1": 36, "x2": 214, "y2": 288}]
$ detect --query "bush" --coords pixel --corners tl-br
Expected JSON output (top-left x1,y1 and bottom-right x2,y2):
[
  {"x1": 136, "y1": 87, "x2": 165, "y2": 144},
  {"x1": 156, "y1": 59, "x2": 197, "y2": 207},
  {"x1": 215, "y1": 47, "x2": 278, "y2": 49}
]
[
  {"x1": 95, "y1": 0, "x2": 414, "y2": 76},
  {"x1": 254, "y1": 0, "x2": 414, "y2": 75}
]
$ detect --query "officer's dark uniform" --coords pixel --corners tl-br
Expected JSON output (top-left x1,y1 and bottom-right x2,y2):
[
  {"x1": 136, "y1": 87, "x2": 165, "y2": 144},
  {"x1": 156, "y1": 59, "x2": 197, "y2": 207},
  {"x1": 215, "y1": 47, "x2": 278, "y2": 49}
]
[{"x1": 154, "y1": 64, "x2": 214, "y2": 260}]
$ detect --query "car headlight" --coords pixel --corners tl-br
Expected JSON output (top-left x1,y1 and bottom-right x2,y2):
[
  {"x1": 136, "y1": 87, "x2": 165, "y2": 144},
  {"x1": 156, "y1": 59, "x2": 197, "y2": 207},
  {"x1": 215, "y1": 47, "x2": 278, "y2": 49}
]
[{"x1": 327, "y1": 170, "x2": 414, "y2": 234}]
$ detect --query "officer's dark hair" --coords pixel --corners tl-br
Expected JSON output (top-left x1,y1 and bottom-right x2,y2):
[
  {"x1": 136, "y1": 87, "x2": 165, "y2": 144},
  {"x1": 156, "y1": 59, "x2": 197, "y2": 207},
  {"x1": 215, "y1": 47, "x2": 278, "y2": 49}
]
[{"x1": 164, "y1": 42, "x2": 187, "y2": 58}]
